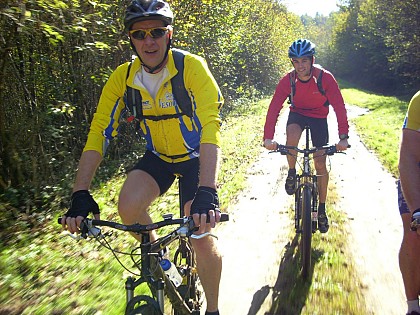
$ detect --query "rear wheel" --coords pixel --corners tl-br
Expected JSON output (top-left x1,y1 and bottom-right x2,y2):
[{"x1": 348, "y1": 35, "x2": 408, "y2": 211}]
[{"x1": 300, "y1": 185, "x2": 312, "y2": 280}]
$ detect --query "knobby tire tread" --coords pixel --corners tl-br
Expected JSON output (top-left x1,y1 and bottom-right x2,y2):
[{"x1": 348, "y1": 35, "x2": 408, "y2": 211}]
[{"x1": 301, "y1": 185, "x2": 312, "y2": 279}]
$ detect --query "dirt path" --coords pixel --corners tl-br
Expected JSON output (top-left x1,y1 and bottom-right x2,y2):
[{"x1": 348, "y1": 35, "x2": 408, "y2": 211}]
[{"x1": 215, "y1": 105, "x2": 406, "y2": 314}]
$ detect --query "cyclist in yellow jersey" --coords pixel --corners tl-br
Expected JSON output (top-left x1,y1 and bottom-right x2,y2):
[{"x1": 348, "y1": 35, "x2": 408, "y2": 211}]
[
  {"x1": 398, "y1": 90, "x2": 420, "y2": 315},
  {"x1": 60, "y1": 1, "x2": 223, "y2": 314}
]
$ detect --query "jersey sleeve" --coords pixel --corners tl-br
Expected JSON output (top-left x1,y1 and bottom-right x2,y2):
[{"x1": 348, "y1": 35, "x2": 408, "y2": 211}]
[
  {"x1": 403, "y1": 90, "x2": 420, "y2": 131},
  {"x1": 263, "y1": 75, "x2": 290, "y2": 140},
  {"x1": 83, "y1": 63, "x2": 129, "y2": 156},
  {"x1": 323, "y1": 71, "x2": 349, "y2": 135},
  {"x1": 184, "y1": 54, "x2": 224, "y2": 147}
]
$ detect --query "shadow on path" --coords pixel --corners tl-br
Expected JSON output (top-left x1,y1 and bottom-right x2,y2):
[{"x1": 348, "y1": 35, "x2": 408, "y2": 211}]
[{"x1": 246, "y1": 234, "x2": 324, "y2": 315}]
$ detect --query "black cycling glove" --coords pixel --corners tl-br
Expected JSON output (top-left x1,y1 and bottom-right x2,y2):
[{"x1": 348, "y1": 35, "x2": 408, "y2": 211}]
[
  {"x1": 190, "y1": 186, "x2": 220, "y2": 216},
  {"x1": 64, "y1": 190, "x2": 100, "y2": 219}
]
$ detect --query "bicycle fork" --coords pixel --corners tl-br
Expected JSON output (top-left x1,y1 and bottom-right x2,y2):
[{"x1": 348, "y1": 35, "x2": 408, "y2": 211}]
[{"x1": 124, "y1": 233, "x2": 167, "y2": 314}]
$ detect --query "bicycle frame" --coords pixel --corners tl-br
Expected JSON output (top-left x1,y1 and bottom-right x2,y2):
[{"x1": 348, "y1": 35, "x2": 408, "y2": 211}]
[
  {"x1": 60, "y1": 209, "x2": 228, "y2": 315},
  {"x1": 125, "y1": 178, "x2": 204, "y2": 315},
  {"x1": 294, "y1": 126, "x2": 318, "y2": 234},
  {"x1": 271, "y1": 124, "x2": 347, "y2": 280},
  {"x1": 125, "y1": 218, "x2": 197, "y2": 315},
  {"x1": 294, "y1": 126, "x2": 317, "y2": 279}
]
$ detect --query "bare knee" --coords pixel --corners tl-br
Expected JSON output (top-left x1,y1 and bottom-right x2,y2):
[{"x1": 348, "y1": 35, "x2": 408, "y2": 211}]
[
  {"x1": 118, "y1": 195, "x2": 145, "y2": 224},
  {"x1": 314, "y1": 159, "x2": 327, "y2": 174},
  {"x1": 117, "y1": 170, "x2": 159, "y2": 224},
  {"x1": 192, "y1": 234, "x2": 218, "y2": 255}
]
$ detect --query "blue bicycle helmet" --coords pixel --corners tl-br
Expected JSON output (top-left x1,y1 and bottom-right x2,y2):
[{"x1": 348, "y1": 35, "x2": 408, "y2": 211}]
[
  {"x1": 124, "y1": 0, "x2": 173, "y2": 31},
  {"x1": 288, "y1": 39, "x2": 316, "y2": 58}
]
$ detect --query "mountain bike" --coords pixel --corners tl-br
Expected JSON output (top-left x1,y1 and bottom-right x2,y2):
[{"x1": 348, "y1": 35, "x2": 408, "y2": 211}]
[
  {"x1": 271, "y1": 125, "x2": 349, "y2": 279},
  {"x1": 58, "y1": 196, "x2": 228, "y2": 314}
]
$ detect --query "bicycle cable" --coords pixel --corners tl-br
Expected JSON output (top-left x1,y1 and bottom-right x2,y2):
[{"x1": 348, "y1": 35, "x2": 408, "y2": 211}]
[{"x1": 87, "y1": 225, "x2": 143, "y2": 276}]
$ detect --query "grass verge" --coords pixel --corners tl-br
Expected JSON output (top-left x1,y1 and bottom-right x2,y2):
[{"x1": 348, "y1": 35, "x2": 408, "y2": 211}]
[{"x1": 340, "y1": 86, "x2": 408, "y2": 177}]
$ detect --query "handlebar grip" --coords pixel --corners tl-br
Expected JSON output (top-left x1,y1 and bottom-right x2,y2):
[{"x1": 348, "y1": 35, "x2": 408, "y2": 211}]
[
  {"x1": 58, "y1": 218, "x2": 62, "y2": 224},
  {"x1": 220, "y1": 213, "x2": 229, "y2": 222}
]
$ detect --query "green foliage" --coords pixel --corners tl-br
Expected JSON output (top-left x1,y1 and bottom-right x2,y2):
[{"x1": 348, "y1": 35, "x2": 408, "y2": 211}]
[
  {"x1": 326, "y1": 0, "x2": 419, "y2": 95},
  {"x1": 340, "y1": 88, "x2": 407, "y2": 176},
  {"x1": 169, "y1": 0, "x2": 302, "y2": 109}
]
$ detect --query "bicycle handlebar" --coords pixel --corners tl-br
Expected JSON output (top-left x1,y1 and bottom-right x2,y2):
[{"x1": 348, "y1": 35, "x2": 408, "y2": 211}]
[
  {"x1": 273, "y1": 143, "x2": 351, "y2": 156},
  {"x1": 58, "y1": 213, "x2": 229, "y2": 238},
  {"x1": 57, "y1": 213, "x2": 228, "y2": 227}
]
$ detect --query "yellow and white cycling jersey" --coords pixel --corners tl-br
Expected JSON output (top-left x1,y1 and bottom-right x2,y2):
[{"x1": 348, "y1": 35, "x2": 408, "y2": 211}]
[{"x1": 84, "y1": 49, "x2": 224, "y2": 163}]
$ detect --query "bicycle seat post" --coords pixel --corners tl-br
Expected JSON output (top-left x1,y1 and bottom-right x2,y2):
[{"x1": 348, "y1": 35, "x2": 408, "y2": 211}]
[{"x1": 140, "y1": 232, "x2": 152, "y2": 272}]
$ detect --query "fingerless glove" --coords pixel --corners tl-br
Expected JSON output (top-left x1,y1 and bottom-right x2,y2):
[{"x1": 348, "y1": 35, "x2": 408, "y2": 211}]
[
  {"x1": 64, "y1": 190, "x2": 100, "y2": 218},
  {"x1": 190, "y1": 186, "x2": 219, "y2": 215}
]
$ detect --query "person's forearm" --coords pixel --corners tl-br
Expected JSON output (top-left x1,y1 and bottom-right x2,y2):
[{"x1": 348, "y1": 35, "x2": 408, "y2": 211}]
[
  {"x1": 399, "y1": 130, "x2": 420, "y2": 213},
  {"x1": 400, "y1": 158, "x2": 420, "y2": 213},
  {"x1": 72, "y1": 150, "x2": 103, "y2": 192},
  {"x1": 198, "y1": 143, "x2": 220, "y2": 189}
]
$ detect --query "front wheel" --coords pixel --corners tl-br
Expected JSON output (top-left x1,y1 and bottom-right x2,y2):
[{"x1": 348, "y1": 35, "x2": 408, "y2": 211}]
[
  {"x1": 300, "y1": 185, "x2": 312, "y2": 280},
  {"x1": 125, "y1": 295, "x2": 162, "y2": 315}
]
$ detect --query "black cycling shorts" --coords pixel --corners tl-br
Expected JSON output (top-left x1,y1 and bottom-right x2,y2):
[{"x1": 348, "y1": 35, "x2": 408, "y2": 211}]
[
  {"x1": 397, "y1": 179, "x2": 410, "y2": 215},
  {"x1": 130, "y1": 150, "x2": 199, "y2": 210},
  {"x1": 287, "y1": 111, "x2": 329, "y2": 147}
]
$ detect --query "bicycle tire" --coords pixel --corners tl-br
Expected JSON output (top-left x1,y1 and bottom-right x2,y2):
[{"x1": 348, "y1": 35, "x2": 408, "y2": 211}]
[
  {"x1": 300, "y1": 185, "x2": 312, "y2": 279},
  {"x1": 125, "y1": 295, "x2": 162, "y2": 315},
  {"x1": 312, "y1": 178, "x2": 318, "y2": 233}
]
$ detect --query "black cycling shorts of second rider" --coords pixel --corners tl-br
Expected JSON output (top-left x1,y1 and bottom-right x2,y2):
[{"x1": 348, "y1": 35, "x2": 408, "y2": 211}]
[{"x1": 287, "y1": 111, "x2": 329, "y2": 147}]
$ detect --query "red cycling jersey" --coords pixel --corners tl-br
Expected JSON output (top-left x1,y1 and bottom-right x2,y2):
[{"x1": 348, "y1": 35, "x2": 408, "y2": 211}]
[{"x1": 264, "y1": 65, "x2": 349, "y2": 140}]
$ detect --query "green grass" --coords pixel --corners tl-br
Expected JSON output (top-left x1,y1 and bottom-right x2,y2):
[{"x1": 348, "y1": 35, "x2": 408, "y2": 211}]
[
  {"x1": 0, "y1": 86, "x2": 407, "y2": 314},
  {"x1": 340, "y1": 87, "x2": 408, "y2": 177}
]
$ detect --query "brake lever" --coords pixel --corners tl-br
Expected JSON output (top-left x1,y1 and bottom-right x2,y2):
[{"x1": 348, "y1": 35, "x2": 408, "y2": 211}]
[
  {"x1": 191, "y1": 232, "x2": 218, "y2": 240},
  {"x1": 80, "y1": 220, "x2": 102, "y2": 239}
]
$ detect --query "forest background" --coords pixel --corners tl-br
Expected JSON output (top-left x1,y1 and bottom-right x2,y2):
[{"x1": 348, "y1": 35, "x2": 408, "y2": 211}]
[{"x1": 0, "y1": 0, "x2": 419, "y2": 234}]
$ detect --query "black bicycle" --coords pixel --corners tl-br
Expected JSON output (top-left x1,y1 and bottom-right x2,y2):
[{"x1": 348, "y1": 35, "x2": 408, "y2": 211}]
[
  {"x1": 58, "y1": 210, "x2": 228, "y2": 314},
  {"x1": 272, "y1": 125, "x2": 349, "y2": 279}
]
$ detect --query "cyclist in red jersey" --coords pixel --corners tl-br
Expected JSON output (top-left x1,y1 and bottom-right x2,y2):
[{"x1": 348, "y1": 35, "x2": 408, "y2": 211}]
[{"x1": 263, "y1": 39, "x2": 349, "y2": 233}]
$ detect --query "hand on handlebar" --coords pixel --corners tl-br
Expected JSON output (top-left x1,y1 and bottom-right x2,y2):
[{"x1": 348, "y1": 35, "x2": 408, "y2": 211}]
[
  {"x1": 190, "y1": 186, "x2": 221, "y2": 234},
  {"x1": 61, "y1": 190, "x2": 100, "y2": 234},
  {"x1": 264, "y1": 139, "x2": 278, "y2": 151},
  {"x1": 336, "y1": 139, "x2": 350, "y2": 152}
]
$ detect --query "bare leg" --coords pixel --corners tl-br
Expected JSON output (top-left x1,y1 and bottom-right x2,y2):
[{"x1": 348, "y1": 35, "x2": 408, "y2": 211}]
[
  {"x1": 314, "y1": 153, "x2": 328, "y2": 203},
  {"x1": 192, "y1": 235, "x2": 222, "y2": 312},
  {"x1": 185, "y1": 201, "x2": 221, "y2": 313},
  {"x1": 285, "y1": 123, "x2": 303, "y2": 169},
  {"x1": 399, "y1": 214, "x2": 420, "y2": 306},
  {"x1": 118, "y1": 169, "x2": 160, "y2": 241}
]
